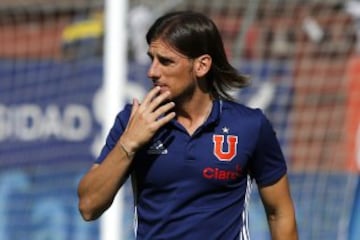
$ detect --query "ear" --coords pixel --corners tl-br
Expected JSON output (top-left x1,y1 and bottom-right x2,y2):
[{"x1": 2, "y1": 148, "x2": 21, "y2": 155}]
[{"x1": 194, "y1": 54, "x2": 212, "y2": 78}]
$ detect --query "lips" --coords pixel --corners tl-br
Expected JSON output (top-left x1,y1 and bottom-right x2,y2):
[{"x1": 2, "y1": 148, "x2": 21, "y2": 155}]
[
  {"x1": 154, "y1": 83, "x2": 168, "y2": 91},
  {"x1": 153, "y1": 82, "x2": 165, "y2": 87}
]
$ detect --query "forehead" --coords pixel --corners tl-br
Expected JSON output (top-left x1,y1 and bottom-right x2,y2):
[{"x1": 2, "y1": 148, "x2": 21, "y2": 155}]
[{"x1": 148, "y1": 39, "x2": 188, "y2": 59}]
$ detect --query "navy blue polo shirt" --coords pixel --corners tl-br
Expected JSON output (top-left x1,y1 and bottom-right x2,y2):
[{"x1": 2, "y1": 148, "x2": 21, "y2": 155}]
[{"x1": 96, "y1": 99, "x2": 287, "y2": 240}]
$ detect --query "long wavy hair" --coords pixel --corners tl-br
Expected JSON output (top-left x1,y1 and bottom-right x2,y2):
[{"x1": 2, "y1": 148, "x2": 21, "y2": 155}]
[{"x1": 146, "y1": 11, "x2": 249, "y2": 101}]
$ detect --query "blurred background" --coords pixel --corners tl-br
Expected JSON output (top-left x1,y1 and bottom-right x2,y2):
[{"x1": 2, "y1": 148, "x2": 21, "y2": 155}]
[{"x1": 0, "y1": 0, "x2": 359, "y2": 239}]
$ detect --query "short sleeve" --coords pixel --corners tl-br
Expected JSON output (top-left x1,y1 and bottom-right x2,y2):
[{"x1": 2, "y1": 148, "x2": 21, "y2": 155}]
[
  {"x1": 95, "y1": 104, "x2": 132, "y2": 164},
  {"x1": 249, "y1": 110, "x2": 287, "y2": 187}
]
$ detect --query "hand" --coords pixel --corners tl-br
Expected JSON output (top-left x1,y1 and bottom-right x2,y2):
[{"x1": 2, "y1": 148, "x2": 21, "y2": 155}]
[{"x1": 119, "y1": 86, "x2": 176, "y2": 153}]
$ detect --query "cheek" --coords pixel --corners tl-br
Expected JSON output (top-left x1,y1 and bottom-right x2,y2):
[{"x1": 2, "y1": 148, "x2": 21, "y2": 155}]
[{"x1": 163, "y1": 66, "x2": 194, "y2": 93}]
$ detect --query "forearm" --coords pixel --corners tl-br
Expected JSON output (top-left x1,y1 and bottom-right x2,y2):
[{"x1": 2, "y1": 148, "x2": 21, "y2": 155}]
[
  {"x1": 259, "y1": 175, "x2": 298, "y2": 240},
  {"x1": 77, "y1": 141, "x2": 133, "y2": 221},
  {"x1": 268, "y1": 212, "x2": 298, "y2": 240}
]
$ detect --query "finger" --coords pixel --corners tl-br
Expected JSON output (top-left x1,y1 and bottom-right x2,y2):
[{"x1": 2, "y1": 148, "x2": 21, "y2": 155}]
[
  {"x1": 129, "y1": 98, "x2": 139, "y2": 119},
  {"x1": 141, "y1": 86, "x2": 161, "y2": 106},
  {"x1": 153, "y1": 101, "x2": 175, "y2": 118},
  {"x1": 147, "y1": 91, "x2": 171, "y2": 113},
  {"x1": 154, "y1": 112, "x2": 176, "y2": 127}
]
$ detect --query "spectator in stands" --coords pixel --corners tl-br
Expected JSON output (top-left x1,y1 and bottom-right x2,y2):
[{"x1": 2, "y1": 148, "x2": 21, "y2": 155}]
[{"x1": 77, "y1": 11, "x2": 298, "y2": 240}]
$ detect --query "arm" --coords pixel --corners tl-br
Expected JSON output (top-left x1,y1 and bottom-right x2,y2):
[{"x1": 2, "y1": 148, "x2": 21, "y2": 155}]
[
  {"x1": 77, "y1": 87, "x2": 175, "y2": 221},
  {"x1": 258, "y1": 174, "x2": 298, "y2": 240},
  {"x1": 77, "y1": 140, "x2": 133, "y2": 221}
]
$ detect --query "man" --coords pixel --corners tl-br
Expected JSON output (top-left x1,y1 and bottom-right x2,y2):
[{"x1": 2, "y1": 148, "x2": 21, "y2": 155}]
[{"x1": 78, "y1": 11, "x2": 298, "y2": 240}]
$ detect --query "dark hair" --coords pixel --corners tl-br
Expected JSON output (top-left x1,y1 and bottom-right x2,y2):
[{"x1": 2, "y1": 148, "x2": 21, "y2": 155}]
[{"x1": 146, "y1": 11, "x2": 249, "y2": 101}]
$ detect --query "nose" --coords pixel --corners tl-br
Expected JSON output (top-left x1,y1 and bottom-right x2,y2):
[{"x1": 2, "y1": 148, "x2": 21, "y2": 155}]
[{"x1": 147, "y1": 60, "x2": 160, "y2": 80}]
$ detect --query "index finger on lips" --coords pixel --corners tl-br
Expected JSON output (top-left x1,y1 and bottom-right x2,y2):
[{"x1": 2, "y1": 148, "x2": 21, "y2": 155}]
[
  {"x1": 148, "y1": 90, "x2": 171, "y2": 112},
  {"x1": 141, "y1": 87, "x2": 161, "y2": 107}
]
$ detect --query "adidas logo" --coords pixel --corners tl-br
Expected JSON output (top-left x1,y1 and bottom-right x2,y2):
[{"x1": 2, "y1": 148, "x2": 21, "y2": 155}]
[{"x1": 147, "y1": 140, "x2": 168, "y2": 155}]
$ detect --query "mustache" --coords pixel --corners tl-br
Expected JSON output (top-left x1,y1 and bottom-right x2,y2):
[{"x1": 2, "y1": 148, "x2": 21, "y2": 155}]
[{"x1": 152, "y1": 81, "x2": 165, "y2": 87}]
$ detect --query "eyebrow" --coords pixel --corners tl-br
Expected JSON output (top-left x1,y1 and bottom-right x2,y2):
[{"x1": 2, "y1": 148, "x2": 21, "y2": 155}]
[{"x1": 147, "y1": 51, "x2": 174, "y2": 62}]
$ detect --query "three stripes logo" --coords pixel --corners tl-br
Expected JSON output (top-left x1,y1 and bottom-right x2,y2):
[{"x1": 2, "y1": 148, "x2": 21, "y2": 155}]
[{"x1": 147, "y1": 140, "x2": 168, "y2": 155}]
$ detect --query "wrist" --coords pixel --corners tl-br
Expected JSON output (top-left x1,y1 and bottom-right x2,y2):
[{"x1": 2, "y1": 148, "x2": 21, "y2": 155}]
[{"x1": 118, "y1": 141, "x2": 135, "y2": 159}]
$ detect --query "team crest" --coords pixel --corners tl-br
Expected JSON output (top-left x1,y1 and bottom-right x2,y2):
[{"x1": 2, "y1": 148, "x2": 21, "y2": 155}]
[{"x1": 212, "y1": 128, "x2": 238, "y2": 161}]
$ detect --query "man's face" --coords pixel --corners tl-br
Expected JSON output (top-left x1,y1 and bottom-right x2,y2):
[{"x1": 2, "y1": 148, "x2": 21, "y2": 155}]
[{"x1": 147, "y1": 39, "x2": 196, "y2": 103}]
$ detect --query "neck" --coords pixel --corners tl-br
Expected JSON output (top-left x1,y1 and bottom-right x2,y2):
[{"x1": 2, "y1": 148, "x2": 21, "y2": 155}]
[{"x1": 175, "y1": 94, "x2": 213, "y2": 135}]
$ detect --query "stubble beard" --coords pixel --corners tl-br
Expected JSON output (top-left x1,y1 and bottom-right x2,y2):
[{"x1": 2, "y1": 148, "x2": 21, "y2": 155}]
[{"x1": 171, "y1": 81, "x2": 197, "y2": 109}]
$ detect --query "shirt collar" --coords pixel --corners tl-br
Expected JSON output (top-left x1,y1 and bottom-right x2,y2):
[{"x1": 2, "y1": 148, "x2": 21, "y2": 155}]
[
  {"x1": 167, "y1": 99, "x2": 223, "y2": 132},
  {"x1": 204, "y1": 99, "x2": 222, "y2": 126}
]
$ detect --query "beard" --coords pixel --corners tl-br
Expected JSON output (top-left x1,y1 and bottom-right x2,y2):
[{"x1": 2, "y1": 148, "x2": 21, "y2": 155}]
[
  {"x1": 151, "y1": 78, "x2": 197, "y2": 106},
  {"x1": 169, "y1": 81, "x2": 197, "y2": 107}
]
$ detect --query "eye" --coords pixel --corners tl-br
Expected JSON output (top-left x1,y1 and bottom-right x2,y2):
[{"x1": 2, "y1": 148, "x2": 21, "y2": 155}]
[{"x1": 158, "y1": 56, "x2": 173, "y2": 66}]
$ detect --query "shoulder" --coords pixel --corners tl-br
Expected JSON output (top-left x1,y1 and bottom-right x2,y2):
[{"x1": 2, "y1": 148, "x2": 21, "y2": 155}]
[
  {"x1": 106, "y1": 103, "x2": 132, "y2": 133},
  {"x1": 220, "y1": 100, "x2": 271, "y2": 137},
  {"x1": 221, "y1": 100, "x2": 264, "y2": 120},
  {"x1": 115, "y1": 103, "x2": 132, "y2": 123}
]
